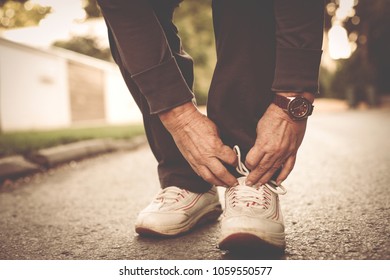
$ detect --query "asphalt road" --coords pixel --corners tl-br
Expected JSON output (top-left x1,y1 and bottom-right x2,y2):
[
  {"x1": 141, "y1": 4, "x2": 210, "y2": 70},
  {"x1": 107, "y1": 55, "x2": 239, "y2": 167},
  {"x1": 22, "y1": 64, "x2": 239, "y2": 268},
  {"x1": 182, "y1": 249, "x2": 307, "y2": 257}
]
[{"x1": 1, "y1": 108, "x2": 389, "y2": 260}]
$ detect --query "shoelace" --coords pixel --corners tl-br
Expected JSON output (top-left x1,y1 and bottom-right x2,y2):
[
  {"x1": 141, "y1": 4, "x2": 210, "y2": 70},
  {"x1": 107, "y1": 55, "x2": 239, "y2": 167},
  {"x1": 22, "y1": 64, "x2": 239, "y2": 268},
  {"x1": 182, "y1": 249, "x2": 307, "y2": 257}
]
[
  {"x1": 228, "y1": 186, "x2": 272, "y2": 209},
  {"x1": 231, "y1": 145, "x2": 287, "y2": 209},
  {"x1": 156, "y1": 187, "x2": 190, "y2": 204}
]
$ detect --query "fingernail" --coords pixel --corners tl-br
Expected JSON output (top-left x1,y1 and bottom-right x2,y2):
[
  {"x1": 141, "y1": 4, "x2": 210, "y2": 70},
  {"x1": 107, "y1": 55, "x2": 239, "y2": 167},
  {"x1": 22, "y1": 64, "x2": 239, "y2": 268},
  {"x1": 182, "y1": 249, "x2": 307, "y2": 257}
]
[
  {"x1": 245, "y1": 180, "x2": 253, "y2": 186},
  {"x1": 233, "y1": 181, "x2": 239, "y2": 187}
]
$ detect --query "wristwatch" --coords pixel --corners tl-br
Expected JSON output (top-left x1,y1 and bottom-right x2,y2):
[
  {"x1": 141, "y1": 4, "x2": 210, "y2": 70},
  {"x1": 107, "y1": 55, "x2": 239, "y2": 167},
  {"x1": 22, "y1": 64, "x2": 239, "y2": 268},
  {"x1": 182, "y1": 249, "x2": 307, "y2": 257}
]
[{"x1": 272, "y1": 94, "x2": 314, "y2": 121}]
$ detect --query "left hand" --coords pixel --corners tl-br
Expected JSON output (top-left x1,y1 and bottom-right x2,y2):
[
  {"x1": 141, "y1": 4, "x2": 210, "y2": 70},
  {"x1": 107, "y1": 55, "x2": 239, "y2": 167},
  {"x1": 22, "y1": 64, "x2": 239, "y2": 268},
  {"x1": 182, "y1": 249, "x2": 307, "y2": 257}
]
[{"x1": 245, "y1": 102, "x2": 308, "y2": 185}]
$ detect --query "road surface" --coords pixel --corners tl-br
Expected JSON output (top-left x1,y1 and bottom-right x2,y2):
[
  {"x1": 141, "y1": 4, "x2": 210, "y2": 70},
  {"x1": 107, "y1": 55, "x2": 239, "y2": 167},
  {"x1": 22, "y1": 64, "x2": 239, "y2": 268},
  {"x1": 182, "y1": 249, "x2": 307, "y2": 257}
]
[{"x1": 1, "y1": 108, "x2": 389, "y2": 260}]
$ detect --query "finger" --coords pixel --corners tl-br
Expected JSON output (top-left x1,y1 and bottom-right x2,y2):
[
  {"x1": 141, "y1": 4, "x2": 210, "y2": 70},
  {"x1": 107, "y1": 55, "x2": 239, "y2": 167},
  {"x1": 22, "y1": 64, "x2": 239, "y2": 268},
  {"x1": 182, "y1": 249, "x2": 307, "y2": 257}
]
[
  {"x1": 245, "y1": 144, "x2": 265, "y2": 170},
  {"x1": 256, "y1": 164, "x2": 283, "y2": 186},
  {"x1": 182, "y1": 146, "x2": 236, "y2": 186},
  {"x1": 246, "y1": 154, "x2": 277, "y2": 185},
  {"x1": 256, "y1": 153, "x2": 288, "y2": 185},
  {"x1": 276, "y1": 154, "x2": 296, "y2": 184},
  {"x1": 197, "y1": 165, "x2": 226, "y2": 186},
  {"x1": 217, "y1": 145, "x2": 238, "y2": 166},
  {"x1": 207, "y1": 158, "x2": 238, "y2": 187}
]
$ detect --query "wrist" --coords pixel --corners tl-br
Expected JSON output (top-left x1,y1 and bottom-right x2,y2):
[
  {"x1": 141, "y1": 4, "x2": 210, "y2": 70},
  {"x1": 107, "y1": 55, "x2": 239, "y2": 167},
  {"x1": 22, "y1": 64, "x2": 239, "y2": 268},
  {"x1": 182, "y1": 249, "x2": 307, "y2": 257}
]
[
  {"x1": 275, "y1": 92, "x2": 315, "y2": 104},
  {"x1": 158, "y1": 101, "x2": 198, "y2": 131},
  {"x1": 272, "y1": 93, "x2": 314, "y2": 121}
]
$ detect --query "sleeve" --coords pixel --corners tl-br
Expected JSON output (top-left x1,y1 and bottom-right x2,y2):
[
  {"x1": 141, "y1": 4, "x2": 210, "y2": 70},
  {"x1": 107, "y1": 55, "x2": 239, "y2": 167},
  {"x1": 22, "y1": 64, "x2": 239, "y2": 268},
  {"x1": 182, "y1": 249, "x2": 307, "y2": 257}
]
[
  {"x1": 97, "y1": 0, "x2": 194, "y2": 114},
  {"x1": 272, "y1": 0, "x2": 325, "y2": 94}
]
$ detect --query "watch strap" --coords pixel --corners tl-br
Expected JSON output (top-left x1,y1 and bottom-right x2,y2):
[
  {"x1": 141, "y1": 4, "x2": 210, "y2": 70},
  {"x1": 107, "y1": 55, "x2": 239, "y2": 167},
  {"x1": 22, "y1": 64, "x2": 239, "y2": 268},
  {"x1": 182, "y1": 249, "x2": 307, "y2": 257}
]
[
  {"x1": 273, "y1": 94, "x2": 290, "y2": 110},
  {"x1": 273, "y1": 94, "x2": 314, "y2": 120}
]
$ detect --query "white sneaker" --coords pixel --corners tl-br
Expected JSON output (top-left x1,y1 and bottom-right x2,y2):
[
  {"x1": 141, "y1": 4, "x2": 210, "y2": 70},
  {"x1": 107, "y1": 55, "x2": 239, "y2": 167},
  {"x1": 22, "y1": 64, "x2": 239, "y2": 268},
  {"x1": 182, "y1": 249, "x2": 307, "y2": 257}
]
[
  {"x1": 135, "y1": 186, "x2": 222, "y2": 236},
  {"x1": 219, "y1": 146, "x2": 287, "y2": 251}
]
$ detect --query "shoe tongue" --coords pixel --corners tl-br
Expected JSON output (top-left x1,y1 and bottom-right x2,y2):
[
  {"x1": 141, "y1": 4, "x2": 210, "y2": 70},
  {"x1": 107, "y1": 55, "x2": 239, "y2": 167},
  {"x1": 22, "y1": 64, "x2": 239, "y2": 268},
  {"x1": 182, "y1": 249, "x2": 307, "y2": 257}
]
[
  {"x1": 237, "y1": 177, "x2": 260, "y2": 189},
  {"x1": 237, "y1": 177, "x2": 248, "y2": 186},
  {"x1": 157, "y1": 187, "x2": 182, "y2": 204}
]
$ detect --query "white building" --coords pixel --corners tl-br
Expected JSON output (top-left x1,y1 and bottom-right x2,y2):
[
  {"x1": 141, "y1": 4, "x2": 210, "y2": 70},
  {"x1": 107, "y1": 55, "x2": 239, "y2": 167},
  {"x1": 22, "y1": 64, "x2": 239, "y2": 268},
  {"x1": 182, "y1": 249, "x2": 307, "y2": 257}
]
[{"x1": 0, "y1": 37, "x2": 142, "y2": 132}]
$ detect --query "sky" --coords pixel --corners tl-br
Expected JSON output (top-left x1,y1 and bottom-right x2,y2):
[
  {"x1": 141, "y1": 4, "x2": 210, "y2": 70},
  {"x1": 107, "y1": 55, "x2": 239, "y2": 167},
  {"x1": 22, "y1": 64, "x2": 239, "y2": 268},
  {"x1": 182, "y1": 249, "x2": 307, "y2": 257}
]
[{"x1": 2, "y1": 0, "x2": 108, "y2": 48}]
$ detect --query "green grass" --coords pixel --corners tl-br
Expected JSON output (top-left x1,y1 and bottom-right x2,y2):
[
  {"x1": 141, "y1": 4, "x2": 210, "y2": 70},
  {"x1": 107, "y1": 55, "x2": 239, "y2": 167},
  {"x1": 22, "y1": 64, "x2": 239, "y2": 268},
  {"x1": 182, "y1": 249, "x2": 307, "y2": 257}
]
[{"x1": 0, "y1": 124, "x2": 145, "y2": 158}]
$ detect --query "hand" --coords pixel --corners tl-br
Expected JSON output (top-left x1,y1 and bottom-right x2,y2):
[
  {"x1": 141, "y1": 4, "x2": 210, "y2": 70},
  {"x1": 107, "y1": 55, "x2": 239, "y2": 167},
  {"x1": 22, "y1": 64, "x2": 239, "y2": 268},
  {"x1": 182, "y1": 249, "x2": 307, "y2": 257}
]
[
  {"x1": 245, "y1": 101, "x2": 308, "y2": 185},
  {"x1": 159, "y1": 102, "x2": 238, "y2": 187}
]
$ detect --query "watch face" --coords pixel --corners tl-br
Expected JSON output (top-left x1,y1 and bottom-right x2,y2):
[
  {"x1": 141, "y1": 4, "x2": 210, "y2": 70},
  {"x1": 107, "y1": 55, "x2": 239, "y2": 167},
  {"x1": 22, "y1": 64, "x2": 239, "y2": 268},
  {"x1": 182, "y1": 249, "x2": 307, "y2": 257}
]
[{"x1": 288, "y1": 98, "x2": 310, "y2": 119}]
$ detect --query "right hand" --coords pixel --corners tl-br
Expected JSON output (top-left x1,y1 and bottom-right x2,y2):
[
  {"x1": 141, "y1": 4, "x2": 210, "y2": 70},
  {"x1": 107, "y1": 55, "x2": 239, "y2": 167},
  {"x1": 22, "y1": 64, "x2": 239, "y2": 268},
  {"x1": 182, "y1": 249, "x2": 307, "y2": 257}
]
[{"x1": 159, "y1": 102, "x2": 238, "y2": 187}]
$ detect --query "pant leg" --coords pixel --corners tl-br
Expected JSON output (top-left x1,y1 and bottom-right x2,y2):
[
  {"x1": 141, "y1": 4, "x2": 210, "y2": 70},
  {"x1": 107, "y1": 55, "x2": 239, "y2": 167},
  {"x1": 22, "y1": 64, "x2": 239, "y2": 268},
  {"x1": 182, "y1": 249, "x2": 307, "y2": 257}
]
[
  {"x1": 103, "y1": 0, "x2": 211, "y2": 193},
  {"x1": 208, "y1": 0, "x2": 276, "y2": 166}
]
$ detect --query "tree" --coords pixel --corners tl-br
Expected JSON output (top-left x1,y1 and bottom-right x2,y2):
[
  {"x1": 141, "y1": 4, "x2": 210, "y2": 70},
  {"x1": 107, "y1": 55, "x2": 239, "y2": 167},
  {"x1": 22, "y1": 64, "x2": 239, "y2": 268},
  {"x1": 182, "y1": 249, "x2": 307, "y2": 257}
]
[
  {"x1": 0, "y1": 0, "x2": 51, "y2": 29},
  {"x1": 174, "y1": 0, "x2": 215, "y2": 105},
  {"x1": 355, "y1": 0, "x2": 390, "y2": 93},
  {"x1": 324, "y1": 0, "x2": 390, "y2": 97},
  {"x1": 79, "y1": 0, "x2": 215, "y2": 105},
  {"x1": 83, "y1": 0, "x2": 102, "y2": 18},
  {"x1": 53, "y1": 36, "x2": 112, "y2": 62}
]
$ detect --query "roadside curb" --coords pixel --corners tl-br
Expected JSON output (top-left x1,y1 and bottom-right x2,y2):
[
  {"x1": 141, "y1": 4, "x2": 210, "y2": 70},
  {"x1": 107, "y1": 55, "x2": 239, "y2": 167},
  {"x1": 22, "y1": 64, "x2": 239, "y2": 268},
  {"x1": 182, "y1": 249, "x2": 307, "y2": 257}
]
[
  {"x1": 0, "y1": 135, "x2": 147, "y2": 182},
  {"x1": 1, "y1": 97, "x2": 389, "y2": 183},
  {"x1": 0, "y1": 156, "x2": 42, "y2": 181}
]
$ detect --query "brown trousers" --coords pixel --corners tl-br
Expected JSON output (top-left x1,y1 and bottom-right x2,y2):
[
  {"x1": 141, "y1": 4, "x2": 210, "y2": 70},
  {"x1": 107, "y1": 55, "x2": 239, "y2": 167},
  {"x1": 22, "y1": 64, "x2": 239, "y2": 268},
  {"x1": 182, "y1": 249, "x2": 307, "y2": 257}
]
[{"x1": 98, "y1": 0, "x2": 324, "y2": 192}]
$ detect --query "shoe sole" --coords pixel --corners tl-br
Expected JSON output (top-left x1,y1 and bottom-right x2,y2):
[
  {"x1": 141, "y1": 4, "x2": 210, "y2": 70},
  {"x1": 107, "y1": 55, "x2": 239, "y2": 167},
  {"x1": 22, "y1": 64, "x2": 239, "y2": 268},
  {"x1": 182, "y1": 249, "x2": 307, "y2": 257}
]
[
  {"x1": 219, "y1": 232, "x2": 285, "y2": 252},
  {"x1": 135, "y1": 204, "x2": 223, "y2": 237}
]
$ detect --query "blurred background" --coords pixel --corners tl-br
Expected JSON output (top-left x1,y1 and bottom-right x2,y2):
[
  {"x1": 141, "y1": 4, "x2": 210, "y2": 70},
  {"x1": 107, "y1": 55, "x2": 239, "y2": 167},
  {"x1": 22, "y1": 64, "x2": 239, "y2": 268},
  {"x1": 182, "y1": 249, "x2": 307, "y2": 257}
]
[
  {"x1": 0, "y1": 0, "x2": 389, "y2": 157},
  {"x1": 0, "y1": 0, "x2": 389, "y2": 261}
]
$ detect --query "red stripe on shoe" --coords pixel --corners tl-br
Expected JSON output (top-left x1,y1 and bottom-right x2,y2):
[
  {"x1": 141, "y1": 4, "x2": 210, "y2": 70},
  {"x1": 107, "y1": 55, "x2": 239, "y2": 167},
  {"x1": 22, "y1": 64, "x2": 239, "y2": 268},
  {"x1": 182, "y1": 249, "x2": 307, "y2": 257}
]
[{"x1": 176, "y1": 194, "x2": 203, "y2": 211}]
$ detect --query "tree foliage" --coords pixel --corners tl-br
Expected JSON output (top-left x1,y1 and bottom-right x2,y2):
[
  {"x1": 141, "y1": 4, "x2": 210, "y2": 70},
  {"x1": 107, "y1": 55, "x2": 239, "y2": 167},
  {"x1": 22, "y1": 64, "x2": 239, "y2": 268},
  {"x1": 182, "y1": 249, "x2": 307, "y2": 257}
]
[
  {"x1": 174, "y1": 0, "x2": 215, "y2": 105},
  {"x1": 325, "y1": 0, "x2": 390, "y2": 97},
  {"x1": 83, "y1": 0, "x2": 102, "y2": 18},
  {"x1": 53, "y1": 36, "x2": 112, "y2": 62},
  {"x1": 0, "y1": 0, "x2": 50, "y2": 29},
  {"x1": 354, "y1": 0, "x2": 390, "y2": 92},
  {"x1": 3, "y1": 0, "x2": 388, "y2": 100},
  {"x1": 76, "y1": 0, "x2": 214, "y2": 104}
]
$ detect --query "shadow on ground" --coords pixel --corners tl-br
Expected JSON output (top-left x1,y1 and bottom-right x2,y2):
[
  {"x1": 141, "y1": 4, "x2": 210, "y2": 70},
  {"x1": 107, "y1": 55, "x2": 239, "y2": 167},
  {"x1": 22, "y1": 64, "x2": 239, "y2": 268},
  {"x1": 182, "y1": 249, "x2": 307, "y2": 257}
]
[{"x1": 132, "y1": 222, "x2": 286, "y2": 260}]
